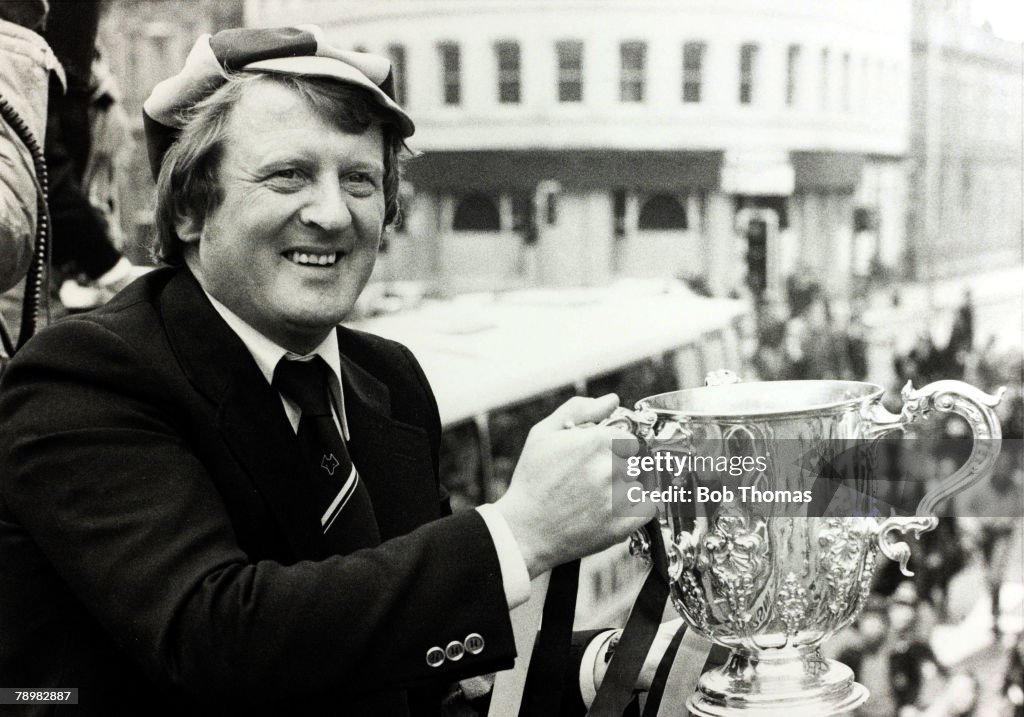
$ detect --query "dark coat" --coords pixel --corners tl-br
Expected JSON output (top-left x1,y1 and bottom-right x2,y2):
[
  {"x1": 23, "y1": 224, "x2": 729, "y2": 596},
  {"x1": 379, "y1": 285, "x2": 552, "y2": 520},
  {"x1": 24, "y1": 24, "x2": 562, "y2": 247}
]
[{"x1": 0, "y1": 267, "x2": 516, "y2": 716}]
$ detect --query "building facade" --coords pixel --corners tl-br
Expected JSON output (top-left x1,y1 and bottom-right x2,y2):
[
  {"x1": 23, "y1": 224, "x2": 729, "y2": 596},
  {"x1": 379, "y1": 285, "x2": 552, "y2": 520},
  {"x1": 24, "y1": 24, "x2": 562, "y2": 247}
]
[
  {"x1": 909, "y1": 0, "x2": 1023, "y2": 281},
  {"x1": 246, "y1": 0, "x2": 913, "y2": 298}
]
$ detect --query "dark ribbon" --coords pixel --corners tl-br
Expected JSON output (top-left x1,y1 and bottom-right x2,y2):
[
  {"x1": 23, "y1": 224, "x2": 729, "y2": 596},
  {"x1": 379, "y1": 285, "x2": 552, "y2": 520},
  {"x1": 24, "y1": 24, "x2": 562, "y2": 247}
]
[{"x1": 587, "y1": 519, "x2": 670, "y2": 717}]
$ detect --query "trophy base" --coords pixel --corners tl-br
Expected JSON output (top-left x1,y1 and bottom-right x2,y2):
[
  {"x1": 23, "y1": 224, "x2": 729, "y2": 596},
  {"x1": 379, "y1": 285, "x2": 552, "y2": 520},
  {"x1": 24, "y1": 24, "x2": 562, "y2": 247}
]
[{"x1": 686, "y1": 646, "x2": 868, "y2": 717}]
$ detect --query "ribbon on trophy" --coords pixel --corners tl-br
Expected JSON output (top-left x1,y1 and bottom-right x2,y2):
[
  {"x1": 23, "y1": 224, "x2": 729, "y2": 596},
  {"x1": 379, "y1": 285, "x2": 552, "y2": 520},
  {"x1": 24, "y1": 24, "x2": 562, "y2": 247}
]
[{"x1": 493, "y1": 515, "x2": 721, "y2": 717}]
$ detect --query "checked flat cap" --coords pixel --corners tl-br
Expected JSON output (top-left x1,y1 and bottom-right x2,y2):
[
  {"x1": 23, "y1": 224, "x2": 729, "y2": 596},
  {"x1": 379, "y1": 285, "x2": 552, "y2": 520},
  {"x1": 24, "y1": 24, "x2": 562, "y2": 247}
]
[{"x1": 142, "y1": 24, "x2": 414, "y2": 179}]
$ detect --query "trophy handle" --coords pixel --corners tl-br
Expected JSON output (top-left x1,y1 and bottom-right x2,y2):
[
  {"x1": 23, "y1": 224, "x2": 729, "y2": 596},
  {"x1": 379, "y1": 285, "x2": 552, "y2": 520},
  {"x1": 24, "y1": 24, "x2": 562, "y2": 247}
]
[
  {"x1": 602, "y1": 407, "x2": 692, "y2": 564},
  {"x1": 603, "y1": 406, "x2": 660, "y2": 441},
  {"x1": 901, "y1": 380, "x2": 1004, "y2": 515},
  {"x1": 874, "y1": 515, "x2": 938, "y2": 576},
  {"x1": 864, "y1": 379, "x2": 1004, "y2": 576}
]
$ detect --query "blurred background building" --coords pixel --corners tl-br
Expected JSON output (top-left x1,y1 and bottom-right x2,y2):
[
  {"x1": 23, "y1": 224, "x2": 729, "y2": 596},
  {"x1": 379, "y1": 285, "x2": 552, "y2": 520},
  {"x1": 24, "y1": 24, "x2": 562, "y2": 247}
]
[
  {"x1": 98, "y1": 0, "x2": 1021, "y2": 304},
  {"x1": 909, "y1": 0, "x2": 1023, "y2": 281},
  {"x1": 246, "y1": 0, "x2": 912, "y2": 300}
]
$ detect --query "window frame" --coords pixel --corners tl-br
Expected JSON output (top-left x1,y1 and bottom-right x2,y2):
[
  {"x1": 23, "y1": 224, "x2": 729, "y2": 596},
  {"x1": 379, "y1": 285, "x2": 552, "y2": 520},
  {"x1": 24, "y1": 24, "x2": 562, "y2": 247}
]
[
  {"x1": 739, "y1": 42, "x2": 759, "y2": 105},
  {"x1": 682, "y1": 41, "x2": 706, "y2": 104},
  {"x1": 556, "y1": 40, "x2": 584, "y2": 103},
  {"x1": 619, "y1": 41, "x2": 647, "y2": 103},
  {"x1": 786, "y1": 44, "x2": 801, "y2": 107},
  {"x1": 495, "y1": 40, "x2": 521, "y2": 104},
  {"x1": 438, "y1": 42, "x2": 462, "y2": 106}
]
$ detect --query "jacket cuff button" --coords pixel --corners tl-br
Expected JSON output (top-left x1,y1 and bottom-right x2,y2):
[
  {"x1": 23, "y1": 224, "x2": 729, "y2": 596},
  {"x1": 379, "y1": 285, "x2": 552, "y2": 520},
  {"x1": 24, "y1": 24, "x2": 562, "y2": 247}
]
[
  {"x1": 464, "y1": 633, "x2": 485, "y2": 655},
  {"x1": 426, "y1": 646, "x2": 445, "y2": 667},
  {"x1": 445, "y1": 640, "x2": 465, "y2": 661}
]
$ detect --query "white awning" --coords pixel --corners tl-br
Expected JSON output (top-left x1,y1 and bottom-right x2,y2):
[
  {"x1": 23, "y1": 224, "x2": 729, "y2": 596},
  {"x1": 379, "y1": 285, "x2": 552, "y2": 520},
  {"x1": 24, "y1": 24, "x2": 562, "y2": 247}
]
[{"x1": 351, "y1": 280, "x2": 749, "y2": 426}]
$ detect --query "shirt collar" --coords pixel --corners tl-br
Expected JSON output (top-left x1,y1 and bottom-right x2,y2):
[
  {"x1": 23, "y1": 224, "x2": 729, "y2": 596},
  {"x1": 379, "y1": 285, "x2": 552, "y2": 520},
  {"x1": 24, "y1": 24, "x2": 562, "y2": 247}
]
[{"x1": 203, "y1": 290, "x2": 349, "y2": 437}]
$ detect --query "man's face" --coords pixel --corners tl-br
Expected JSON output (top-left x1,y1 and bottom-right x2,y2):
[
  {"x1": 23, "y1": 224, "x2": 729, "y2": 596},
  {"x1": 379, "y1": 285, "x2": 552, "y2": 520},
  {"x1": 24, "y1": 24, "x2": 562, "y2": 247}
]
[{"x1": 182, "y1": 80, "x2": 386, "y2": 352}]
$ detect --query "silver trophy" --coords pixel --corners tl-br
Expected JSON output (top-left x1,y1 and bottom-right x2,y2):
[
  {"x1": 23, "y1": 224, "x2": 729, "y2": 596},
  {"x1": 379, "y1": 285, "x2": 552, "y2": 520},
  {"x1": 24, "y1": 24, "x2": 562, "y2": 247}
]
[{"x1": 607, "y1": 377, "x2": 1003, "y2": 716}]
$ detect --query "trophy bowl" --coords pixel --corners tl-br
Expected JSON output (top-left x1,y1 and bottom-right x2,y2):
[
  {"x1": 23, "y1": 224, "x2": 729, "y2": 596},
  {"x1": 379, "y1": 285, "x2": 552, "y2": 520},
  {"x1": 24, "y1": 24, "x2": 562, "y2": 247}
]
[{"x1": 607, "y1": 377, "x2": 1003, "y2": 716}]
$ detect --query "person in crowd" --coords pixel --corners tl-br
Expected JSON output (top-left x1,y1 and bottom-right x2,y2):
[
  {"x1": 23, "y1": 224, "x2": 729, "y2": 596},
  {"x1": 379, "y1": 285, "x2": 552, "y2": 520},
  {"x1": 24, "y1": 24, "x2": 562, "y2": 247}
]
[
  {"x1": 751, "y1": 290, "x2": 788, "y2": 381},
  {"x1": 839, "y1": 598, "x2": 900, "y2": 716},
  {"x1": 894, "y1": 332, "x2": 942, "y2": 387},
  {"x1": 1002, "y1": 640, "x2": 1024, "y2": 717},
  {"x1": 914, "y1": 517, "x2": 966, "y2": 622},
  {"x1": 844, "y1": 302, "x2": 869, "y2": 381},
  {"x1": 945, "y1": 289, "x2": 975, "y2": 374},
  {"x1": 785, "y1": 264, "x2": 818, "y2": 318},
  {"x1": 887, "y1": 582, "x2": 945, "y2": 714},
  {"x1": 0, "y1": 26, "x2": 681, "y2": 715},
  {"x1": 42, "y1": 0, "x2": 140, "y2": 310},
  {"x1": 959, "y1": 454, "x2": 1022, "y2": 643},
  {"x1": 783, "y1": 290, "x2": 848, "y2": 380},
  {"x1": 845, "y1": 582, "x2": 950, "y2": 715},
  {"x1": 903, "y1": 672, "x2": 978, "y2": 717}
]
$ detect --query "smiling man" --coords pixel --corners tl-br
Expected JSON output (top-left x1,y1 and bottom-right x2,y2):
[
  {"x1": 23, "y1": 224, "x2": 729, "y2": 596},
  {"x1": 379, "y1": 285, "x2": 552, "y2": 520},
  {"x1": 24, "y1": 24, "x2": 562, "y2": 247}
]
[{"x1": 0, "y1": 26, "x2": 662, "y2": 716}]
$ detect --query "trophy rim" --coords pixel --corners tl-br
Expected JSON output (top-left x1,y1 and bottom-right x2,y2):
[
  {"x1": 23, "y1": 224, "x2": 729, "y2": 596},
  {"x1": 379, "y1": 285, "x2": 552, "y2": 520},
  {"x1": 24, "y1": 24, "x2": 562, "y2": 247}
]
[{"x1": 636, "y1": 379, "x2": 886, "y2": 419}]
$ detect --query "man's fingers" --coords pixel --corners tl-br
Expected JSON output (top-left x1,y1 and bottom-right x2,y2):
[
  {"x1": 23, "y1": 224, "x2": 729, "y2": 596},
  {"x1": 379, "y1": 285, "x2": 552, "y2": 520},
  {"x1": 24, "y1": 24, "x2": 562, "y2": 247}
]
[{"x1": 537, "y1": 393, "x2": 620, "y2": 431}]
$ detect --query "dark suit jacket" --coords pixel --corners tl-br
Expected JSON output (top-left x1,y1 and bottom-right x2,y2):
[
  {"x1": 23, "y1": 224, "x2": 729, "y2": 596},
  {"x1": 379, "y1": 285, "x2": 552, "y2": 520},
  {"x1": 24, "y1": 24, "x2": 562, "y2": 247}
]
[{"x1": 0, "y1": 268, "x2": 517, "y2": 716}]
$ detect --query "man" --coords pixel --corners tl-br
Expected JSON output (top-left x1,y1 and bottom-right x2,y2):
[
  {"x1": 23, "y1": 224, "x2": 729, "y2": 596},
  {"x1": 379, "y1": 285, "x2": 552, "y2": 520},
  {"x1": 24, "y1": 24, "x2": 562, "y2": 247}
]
[{"x1": 0, "y1": 26, "x2": 659, "y2": 715}]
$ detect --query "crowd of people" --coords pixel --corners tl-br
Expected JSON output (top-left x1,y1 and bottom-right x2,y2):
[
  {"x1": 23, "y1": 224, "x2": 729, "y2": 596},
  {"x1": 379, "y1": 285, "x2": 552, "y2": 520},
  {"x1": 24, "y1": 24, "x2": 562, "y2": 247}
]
[
  {"x1": 743, "y1": 277, "x2": 1024, "y2": 717},
  {"x1": 834, "y1": 568, "x2": 1022, "y2": 717},
  {"x1": 747, "y1": 272, "x2": 870, "y2": 383}
]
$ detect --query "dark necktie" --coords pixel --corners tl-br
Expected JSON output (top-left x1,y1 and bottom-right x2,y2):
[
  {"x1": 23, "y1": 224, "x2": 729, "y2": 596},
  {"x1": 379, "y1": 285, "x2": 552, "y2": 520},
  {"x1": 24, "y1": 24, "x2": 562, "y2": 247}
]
[{"x1": 272, "y1": 355, "x2": 380, "y2": 553}]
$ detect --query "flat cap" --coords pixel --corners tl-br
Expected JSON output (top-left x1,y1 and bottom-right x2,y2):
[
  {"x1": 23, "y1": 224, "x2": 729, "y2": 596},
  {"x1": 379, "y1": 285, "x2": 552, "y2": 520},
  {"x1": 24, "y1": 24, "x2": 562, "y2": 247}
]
[{"x1": 142, "y1": 24, "x2": 414, "y2": 180}]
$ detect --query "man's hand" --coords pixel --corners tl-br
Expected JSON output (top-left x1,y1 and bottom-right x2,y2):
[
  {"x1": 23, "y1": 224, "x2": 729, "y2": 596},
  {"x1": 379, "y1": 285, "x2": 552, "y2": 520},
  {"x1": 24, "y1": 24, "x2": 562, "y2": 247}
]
[{"x1": 494, "y1": 394, "x2": 654, "y2": 579}]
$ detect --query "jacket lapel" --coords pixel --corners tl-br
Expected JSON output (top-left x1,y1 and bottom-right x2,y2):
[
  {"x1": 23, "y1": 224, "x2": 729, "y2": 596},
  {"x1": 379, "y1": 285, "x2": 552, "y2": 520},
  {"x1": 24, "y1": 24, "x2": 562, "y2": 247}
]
[
  {"x1": 336, "y1": 331, "x2": 441, "y2": 540},
  {"x1": 160, "y1": 269, "x2": 324, "y2": 558}
]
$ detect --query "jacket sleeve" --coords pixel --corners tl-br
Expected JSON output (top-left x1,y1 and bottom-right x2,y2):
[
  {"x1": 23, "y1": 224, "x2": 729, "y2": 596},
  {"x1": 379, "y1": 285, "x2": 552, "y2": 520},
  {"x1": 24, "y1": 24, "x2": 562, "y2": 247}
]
[
  {"x1": 0, "y1": 19, "x2": 60, "y2": 292},
  {"x1": 0, "y1": 318, "x2": 518, "y2": 707},
  {"x1": 0, "y1": 119, "x2": 34, "y2": 291}
]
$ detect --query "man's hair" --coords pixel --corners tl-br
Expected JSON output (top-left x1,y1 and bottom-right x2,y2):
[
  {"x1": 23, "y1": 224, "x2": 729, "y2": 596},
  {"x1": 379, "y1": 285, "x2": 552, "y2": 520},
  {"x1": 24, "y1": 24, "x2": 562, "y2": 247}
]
[{"x1": 152, "y1": 72, "x2": 406, "y2": 266}]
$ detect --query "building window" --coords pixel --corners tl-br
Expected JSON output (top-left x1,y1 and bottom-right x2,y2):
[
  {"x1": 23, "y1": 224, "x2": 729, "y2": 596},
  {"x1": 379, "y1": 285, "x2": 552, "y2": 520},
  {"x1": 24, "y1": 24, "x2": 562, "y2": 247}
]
[
  {"x1": 682, "y1": 42, "x2": 705, "y2": 103},
  {"x1": 495, "y1": 41, "x2": 521, "y2": 104},
  {"x1": 841, "y1": 51, "x2": 851, "y2": 111},
  {"x1": 439, "y1": 43, "x2": 461, "y2": 105},
  {"x1": 619, "y1": 41, "x2": 646, "y2": 102},
  {"x1": 387, "y1": 44, "x2": 407, "y2": 104},
  {"x1": 820, "y1": 48, "x2": 830, "y2": 110},
  {"x1": 453, "y1": 194, "x2": 501, "y2": 231},
  {"x1": 638, "y1": 195, "x2": 688, "y2": 230},
  {"x1": 556, "y1": 40, "x2": 584, "y2": 102},
  {"x1": 786, "y1": 44, "x2": 801, "y2": 106},
  {"x1": 739, "y1": 43, "x2": 758, "y2": 105}
]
